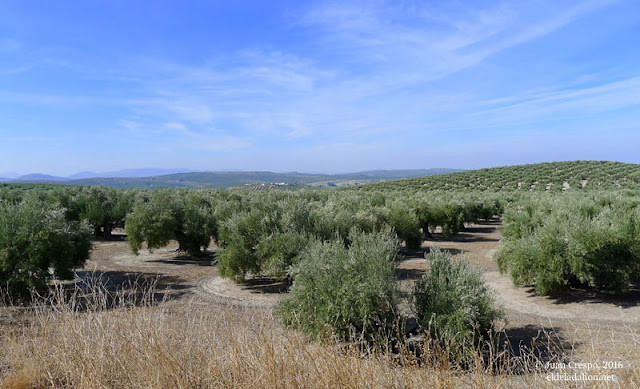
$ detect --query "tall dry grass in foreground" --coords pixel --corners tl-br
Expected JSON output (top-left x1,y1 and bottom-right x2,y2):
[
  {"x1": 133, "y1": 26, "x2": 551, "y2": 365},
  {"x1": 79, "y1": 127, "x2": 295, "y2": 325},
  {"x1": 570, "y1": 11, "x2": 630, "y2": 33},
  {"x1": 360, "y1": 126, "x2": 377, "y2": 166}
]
[{"x1": 0, "y1": 279, "x2": 638, "y2": 388}]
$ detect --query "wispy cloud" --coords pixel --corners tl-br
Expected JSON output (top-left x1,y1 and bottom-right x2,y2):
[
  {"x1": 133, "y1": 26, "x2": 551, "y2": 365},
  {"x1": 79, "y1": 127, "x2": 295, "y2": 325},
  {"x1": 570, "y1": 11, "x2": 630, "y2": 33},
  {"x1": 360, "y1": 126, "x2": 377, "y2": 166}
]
[
  {"x1": 465, "y1": 76, "x2": 640, "y2": 129},
  {"x1": 116, "y1": 0, "x2": 618, "y2": 148},
  {"x1": 300, "y1": 0, "x2": 618, "y2": 88},
  {"x1": 5, "y1": 1, "x2": 620, "y2": 143},
  {"x1": 163, "y1": 122, "x2": 189, "y2": 133},
  {"x1": 2, "y1": 0, "x2": 633, "y2": 172}
]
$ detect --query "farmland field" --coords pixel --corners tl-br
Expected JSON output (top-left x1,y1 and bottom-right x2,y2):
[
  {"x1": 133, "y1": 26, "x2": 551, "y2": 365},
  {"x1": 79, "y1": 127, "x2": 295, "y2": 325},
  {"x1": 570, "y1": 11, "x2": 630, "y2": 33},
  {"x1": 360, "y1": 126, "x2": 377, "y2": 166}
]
[{"x1": 1, "y1": 161, "x2": 640, "y2": 388}]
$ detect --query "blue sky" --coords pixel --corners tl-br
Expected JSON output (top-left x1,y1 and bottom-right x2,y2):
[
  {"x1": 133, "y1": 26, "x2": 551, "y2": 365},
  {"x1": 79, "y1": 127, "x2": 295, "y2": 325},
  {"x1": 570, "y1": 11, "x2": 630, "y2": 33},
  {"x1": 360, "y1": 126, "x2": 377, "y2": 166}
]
[{"x1": 1, "y1": 0, "x2": 640, "y2": 176}]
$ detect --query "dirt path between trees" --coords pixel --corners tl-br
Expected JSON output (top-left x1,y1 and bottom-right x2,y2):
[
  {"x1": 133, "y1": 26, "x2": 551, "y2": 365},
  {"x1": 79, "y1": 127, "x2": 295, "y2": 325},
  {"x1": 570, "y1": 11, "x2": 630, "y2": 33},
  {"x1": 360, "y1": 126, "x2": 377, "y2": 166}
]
[
  {"x1": 86, "y1": 239, "x2": 283, "y2": 310},
  {"x1": 400, "y1": 221, "x2": 640, "y2": 330},
  {"x1": 84, "y1": 223, "x2": 640, "y2": 338}
]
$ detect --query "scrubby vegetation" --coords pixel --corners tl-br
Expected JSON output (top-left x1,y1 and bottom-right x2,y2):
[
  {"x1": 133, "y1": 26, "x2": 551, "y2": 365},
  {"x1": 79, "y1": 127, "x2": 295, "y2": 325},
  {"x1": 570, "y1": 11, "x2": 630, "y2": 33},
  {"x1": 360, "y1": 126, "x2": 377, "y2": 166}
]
[
  {"x1": 495, "y1": 192, "x2": 640, "y2": 295},
  {"x1": 7, "y1": 280, "x2": 631, "y2": 389},
  {"x1": 0, "y1": 195, "x2": 92, "y2": 298},
  {"x1": 2, "y1": 161, "x2": 640, "y2": 387},
  {"x1": 125, "y1": 189, "x2": 218, "y2": 256},
  {"x1": 2, "y1": 161, "x2": 640, "y2": 298},
  {"x1": 372, "y1": 160, "x2": 640, "y2": 192},
  {"x1": 278, "y1": 229, "x2": 400, "y2": 344},
  {"x1": 414, "y1": 249, "x2": 505, "y2": 363}
]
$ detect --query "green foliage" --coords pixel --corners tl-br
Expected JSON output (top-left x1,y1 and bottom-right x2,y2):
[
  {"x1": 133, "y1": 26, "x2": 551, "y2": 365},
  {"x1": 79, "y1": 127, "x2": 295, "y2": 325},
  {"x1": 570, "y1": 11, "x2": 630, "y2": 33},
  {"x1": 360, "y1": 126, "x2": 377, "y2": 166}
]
[
  {"x1": 413, "y1": 249, "x2": 505, "y2": 362},
  {"x1": 496, "y1": 195, "x2": 640, "y2": 295},
  {"x1": 255, "y1": 231, "x2": 311, "y2": 279},
  {"x1": 216, "y1": 196, "x2": 315, "y2": 280},
  {"x1": 0, "y1": 196, "x2": 92, "y2": 298},
  {"x1": 77, "y1": 186, "x2": 134, "y2": 236},
  {"x1": 432, "y1": 202, "x2": 465, "y2": 237},
  {"x1": 125, "y1": 190, "x2": 217, "y2": 256},
  {"x1": 277, "y1": 229, "x2": 400, "y2": 344},
  {"x1": 6, "y1": 160, "x2": 640, "y2": 302},
  {"x1": 174, "y1": 192, "x2": 218, "y2": 255},
  {"x1": 43, "y1": 186, "x2": 135, "y2": 237},
  {"x1": 125, "y1": 190, "x2": 178, "y2": 255},
  {"x1": 415, "y1": 197, "x2": 498, "y2": 238},
  {"x1": 367, "y1": 160, "x2": 640, "y2": 192},
  {"x1": 388, "y1": 203, "x2": 422, "y2": 249},
  {"x1": 217, "y1": 210, "x2": 266, "y2": 281}
]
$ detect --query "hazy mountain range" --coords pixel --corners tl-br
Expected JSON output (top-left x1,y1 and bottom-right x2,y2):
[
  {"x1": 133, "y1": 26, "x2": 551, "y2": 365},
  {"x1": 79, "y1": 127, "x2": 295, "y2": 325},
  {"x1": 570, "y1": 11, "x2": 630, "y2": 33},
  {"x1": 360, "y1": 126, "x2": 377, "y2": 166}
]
[
  {"x1": 0, "y1": 168, "x2": 200, "y2": 182},
  {"x1": 0, "y1": 168, "x2": 461, "y2": 189}
]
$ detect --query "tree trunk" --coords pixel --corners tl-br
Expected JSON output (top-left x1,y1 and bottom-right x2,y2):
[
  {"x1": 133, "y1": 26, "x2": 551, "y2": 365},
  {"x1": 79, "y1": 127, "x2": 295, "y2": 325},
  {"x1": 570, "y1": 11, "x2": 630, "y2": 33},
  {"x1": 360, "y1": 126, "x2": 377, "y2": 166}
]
[{"x1": 422, "y1": 224, "x2": 433, "y2": 239}]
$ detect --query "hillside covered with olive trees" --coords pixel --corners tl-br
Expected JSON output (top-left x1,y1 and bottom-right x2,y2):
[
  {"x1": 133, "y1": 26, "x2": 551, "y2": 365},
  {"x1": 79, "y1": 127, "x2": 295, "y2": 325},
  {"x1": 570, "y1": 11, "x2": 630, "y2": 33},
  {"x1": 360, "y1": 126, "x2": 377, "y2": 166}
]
[{"x1": 369, "y1": 160, "x2": 640, "y2": 192}]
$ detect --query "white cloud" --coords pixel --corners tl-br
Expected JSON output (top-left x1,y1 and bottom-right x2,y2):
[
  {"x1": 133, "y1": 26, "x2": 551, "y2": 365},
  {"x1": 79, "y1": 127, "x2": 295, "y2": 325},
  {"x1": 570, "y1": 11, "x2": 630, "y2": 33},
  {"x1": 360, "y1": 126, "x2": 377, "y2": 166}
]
[
  {"x1": 165, "y1": 101, "x2": 215, "y2": 124},
  {"x1": 4, "y1": 1, "x2": 623, "y2": 156},
  {"x1": 163, "y1": 122, "x2": 189, "y2": 132},
  {"x1": 467, "y1": 76, "x2": 640, "y2": 128},
  {"x1": 118, "y1": 119, "x2": 142, "y2": 132},
  {"x1": 300, "y1": 0, "x2": 617, "y2": 88}
]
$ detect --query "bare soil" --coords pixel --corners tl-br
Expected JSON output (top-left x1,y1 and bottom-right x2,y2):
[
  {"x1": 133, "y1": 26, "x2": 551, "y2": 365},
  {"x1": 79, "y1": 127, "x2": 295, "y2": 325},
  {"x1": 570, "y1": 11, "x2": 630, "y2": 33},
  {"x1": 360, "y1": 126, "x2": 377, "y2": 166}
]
[
  {"x1": 87, "y1": 239, "x2": 283, "y2": 310},
  {"x1": 400, "y1": 220, "x2": 640, "y2": 365},
  {"x1": 400, "y1": 221, "x2": 640, "y2": 328},
  {"x1": 87, "y1": 224, "x2": 640, "y2": 324},
  {"x1": 81, "y1": 223, "x2": 640, "y2": 361}
]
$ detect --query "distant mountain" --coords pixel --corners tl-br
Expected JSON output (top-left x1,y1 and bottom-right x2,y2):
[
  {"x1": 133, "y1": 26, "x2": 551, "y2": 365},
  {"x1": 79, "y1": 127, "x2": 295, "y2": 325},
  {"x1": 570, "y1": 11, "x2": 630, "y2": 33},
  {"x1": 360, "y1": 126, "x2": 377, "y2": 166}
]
[
  {"x1": 16, "y1": 173, "x2": 67, "y2": 181},
  {"x1": 67, "y1": 168, "x2": 200, "y2": 179},
  {"x1": 7, "y1": 169, "x2": 461, "y2": 189},
  {"x1": 5, "y1": 168, "x2": 203, "y2": 181},
  {"x1": 67, "y1": 171, "x2": 100, "y2": 179},
  {"x1": 97, "y1": 168, "x2": 200, "y2": 178},
  {"x1": 334, "y1": 169, "x2": 460, "y2": 180}
]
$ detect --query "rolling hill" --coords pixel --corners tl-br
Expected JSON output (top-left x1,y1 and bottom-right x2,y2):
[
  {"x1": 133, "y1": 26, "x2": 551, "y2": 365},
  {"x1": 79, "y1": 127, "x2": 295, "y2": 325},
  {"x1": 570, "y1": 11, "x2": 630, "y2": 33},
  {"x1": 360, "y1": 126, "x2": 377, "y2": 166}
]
[
  {"x1": 366, "y1": 160, "x2": 640, "y2": 192},
  {"x1": 4, "y1": 169, "x2": 460, "y2": 189},
  {"x1": 11, "y1": 173, "x2": 68, "y2": 181},
  {"x1": 66, "y1": 168, "x2": 200, "y2": 179}
]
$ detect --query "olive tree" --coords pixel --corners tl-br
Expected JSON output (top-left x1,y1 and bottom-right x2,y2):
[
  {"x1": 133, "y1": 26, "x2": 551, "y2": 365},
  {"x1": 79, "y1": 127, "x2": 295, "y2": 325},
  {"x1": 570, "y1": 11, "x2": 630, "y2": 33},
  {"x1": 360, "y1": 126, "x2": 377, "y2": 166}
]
[
  {"x1": 277, "y1": 229, "x2": 400, "y2": 344},
  {"x1": 413, "y1": 249, "x2": 505, "y2": 362},
  {"x1": 125, "y1": 190, "x2": 216, "y2": 256},
  {"x1": 78, "y1": 186, "x2": 133, "y2": 237},
  {"x1": 0, "y1": 197, "x2": 92, "y2": 298}
]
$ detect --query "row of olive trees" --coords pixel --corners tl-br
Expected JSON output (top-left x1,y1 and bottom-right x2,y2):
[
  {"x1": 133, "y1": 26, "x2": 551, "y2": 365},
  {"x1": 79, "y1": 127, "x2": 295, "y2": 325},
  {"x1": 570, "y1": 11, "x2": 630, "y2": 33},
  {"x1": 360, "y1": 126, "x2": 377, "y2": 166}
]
[
  {"x1": 125, "y1": 189, "x2": 218, "y2": 256},
  {"x1": 372, "y1": 161, "x2": 640, "y2": 192},
  {"x1": 415, "y1": 198, "x2": 500, "y2": 238},
  {"x1": 278, "y1": 229, "x2": 505, "y2": 364},
  {"x1": 1, "y1": 185, "x2": 136, "y2": 238},
  {"x1": 112, "y1": 187, "x2": 501, "y2": 282},
  {"x1": 50, "y1": 186, "x2": 135, "y2": 237},
  {"x1": 0, "y1": 184, "x2": 502, "y2": 297},
  {"x1": 0, "y1": 186, "x2": 506, "y2": 363},
  {"x1": 0, "y1": 185, "x2": 142, "y2": 299},
  {"x1": 495, "y1": 193, "x2": 640, "y2": 295},
  {"x1": 214, "y1": 192, "x2": 500, "y2": 281}
]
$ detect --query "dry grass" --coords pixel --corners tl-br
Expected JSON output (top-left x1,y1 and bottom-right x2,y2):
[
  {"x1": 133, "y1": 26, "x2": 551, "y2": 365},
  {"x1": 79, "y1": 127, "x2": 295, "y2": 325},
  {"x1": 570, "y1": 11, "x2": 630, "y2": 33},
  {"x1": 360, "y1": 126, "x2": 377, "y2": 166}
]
[{"x1": 1, "y1": 279, "x2": 638, "y2": 388}]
